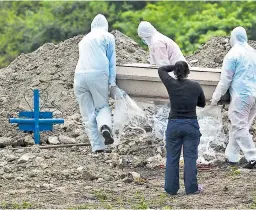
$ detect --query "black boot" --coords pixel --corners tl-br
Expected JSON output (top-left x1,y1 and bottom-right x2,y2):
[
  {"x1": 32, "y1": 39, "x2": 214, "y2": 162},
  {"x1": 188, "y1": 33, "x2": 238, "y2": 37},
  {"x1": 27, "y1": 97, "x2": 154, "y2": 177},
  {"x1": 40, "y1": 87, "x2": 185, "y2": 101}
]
[
  {"x1": 94, "y1": 149, "x2": 112, "y2": 154},
  {"x1": 243, "y1": 160, "x2": 256, "y2": 169},
  {"x1": 101, "y1": 125, "x2": 114, "y2": 145},
  {"x1": 95, "y1": 150, "x2": 105, "y2": 153}
]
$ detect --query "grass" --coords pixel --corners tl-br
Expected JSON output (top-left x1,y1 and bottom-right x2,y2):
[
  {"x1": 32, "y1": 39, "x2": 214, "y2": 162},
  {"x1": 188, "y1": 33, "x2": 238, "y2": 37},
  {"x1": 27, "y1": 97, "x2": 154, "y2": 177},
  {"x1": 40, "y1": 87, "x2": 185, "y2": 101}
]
[
  {"x1": 69, "y1": 203, "x2": 113, "y2": 209},
  {"x1": 131, "y1": 191, "x2": 149, "y2": 209},
  {"x1": 69, "y1": 204, "x2": 96, "y2": 209},
  {"x1": 229, "y1": 166, "x2": 241, "y2": 176},
  {"x1": 249, "y1": 194, "x2": 256, "y2": 209},
  {"x1": 133, "y1": 198, "x2": 149, "y2": 209},
  {"x1": 150, "y1": 192, "x2": 174, "y2": 208},
  {"x1": 94, "y1": 190, "x2": 108, "y2": 202},
  {"x1": 69, "y1": 189, "x2": 113, "y2": 209},
  {"x1": 0, "y1": 201, "x2": 32, "y2": 209},
  {"x1": 162, "y1": 206, "x2": 172, "y2": 210},
  {"x1": 70, "y1": 190, "x2": 174, "y2": 209}
]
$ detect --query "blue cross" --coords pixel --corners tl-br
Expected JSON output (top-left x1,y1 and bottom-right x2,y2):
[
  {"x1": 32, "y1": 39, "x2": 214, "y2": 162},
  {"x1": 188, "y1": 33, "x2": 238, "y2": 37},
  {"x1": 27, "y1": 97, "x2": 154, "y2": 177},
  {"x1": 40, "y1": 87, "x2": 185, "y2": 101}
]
[{"x1": 9, "y1": 89, "x2": 64, "y2": 144}]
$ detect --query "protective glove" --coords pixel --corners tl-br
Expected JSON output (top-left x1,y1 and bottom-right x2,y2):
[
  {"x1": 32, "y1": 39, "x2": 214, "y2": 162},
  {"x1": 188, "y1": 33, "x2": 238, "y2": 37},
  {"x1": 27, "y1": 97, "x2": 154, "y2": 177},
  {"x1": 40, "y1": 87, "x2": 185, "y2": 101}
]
[
  {"x1": 210, "y1": 98, "x2": 218, "y2": 106},
  {"x1": 110, "y1": 86, "x2": 126, "y2": 100}
]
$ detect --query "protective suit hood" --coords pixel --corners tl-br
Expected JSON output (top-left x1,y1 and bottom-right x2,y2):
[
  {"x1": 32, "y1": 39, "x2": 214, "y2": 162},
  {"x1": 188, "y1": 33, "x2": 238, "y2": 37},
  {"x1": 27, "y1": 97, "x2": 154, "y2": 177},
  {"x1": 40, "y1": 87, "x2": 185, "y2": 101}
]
[
  {"x1": 230, "y1": 26, "x2": 248, "y2": 47},
  {"x1": 91, "y1": 14, "x2": 108, "y2": 32},
  {"x1": 137, "y1": 21, "x2": 157, "y2": 45}
]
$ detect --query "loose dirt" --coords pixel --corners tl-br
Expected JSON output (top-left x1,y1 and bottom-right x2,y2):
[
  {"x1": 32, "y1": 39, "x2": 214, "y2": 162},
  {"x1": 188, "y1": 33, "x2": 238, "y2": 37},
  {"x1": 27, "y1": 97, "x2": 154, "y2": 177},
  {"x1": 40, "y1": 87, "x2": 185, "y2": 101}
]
[
  {"x1": 1, "y1": 32, "x2": 256, "y2": 209},
  {"x1": 0, "y1": 147, "x2": 255, "y2": 209},
  {"x1": 186, "y1": 36, "x2": 256, "y2": 68},
  {"x1": 0, "y1": 30, "x2": 149, "y2": 146}
]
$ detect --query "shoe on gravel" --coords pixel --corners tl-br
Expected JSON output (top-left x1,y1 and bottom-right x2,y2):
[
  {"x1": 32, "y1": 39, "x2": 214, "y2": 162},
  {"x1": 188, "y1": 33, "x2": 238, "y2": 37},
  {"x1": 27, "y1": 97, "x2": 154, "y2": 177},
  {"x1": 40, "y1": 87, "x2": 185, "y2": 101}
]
[
  {"x1": 101, "y1": 125, "x2": 114, "y2": 145},
  {"x1": 243, "y1": 160, "x2": 256, "y2": 169}
]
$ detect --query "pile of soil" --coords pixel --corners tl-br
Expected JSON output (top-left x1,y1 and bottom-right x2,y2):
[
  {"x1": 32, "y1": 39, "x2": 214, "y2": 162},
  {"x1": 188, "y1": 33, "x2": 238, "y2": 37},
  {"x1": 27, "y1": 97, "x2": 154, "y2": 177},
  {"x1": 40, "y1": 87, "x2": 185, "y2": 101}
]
[
  {"x1": 186, "y1": 36, "x2": 256, "y2": 68},
  {"x1": 1, "y1": 32, "x2": 255, "y2": 153},
  {"x1": 1, "y1": 31, "x2": 256, "y2": 209},
  {"x1": 0, "y1": 31, "x2": 149, "y2": 146},
  {"x1": 112, "y1": 30, "x2": 148, "y2": 64}
]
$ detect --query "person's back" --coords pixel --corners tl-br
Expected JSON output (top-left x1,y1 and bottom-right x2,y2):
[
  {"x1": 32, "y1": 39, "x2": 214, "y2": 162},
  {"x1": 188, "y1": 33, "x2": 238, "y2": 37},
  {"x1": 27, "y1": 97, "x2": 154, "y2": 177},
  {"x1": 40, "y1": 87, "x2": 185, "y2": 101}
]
[
  {"x1": 74, "y1": 14, "x2": 116, "y2": 153},
  {"x1": 76, "y1": 28, "x2": 115, "y2": 74},
  {"x1": 151, "y1": 32, "x2": 186, "y2": 66},
  {"x1": 167, "y1": 78, "x2": 205, "y2": 119},
  {"x1": 228, "y1": 44, "x2": 256, "y2": 97},
  {"x1": 137, "y1": 21, "x2": 186, "y2": 67},
  {"x1": 158, "y1": 61, "x2": 205, "y2": 195},
  {"x1": 158, "y1": 64, "x2": 205, "y2": 119}
]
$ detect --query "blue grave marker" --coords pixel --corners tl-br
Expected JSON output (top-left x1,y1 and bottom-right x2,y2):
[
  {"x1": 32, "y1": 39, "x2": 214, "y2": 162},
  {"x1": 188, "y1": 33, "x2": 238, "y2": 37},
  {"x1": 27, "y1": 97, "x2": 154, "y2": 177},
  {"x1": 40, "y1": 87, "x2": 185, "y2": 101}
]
[{"x1": 9, "y1": 89, "x2": 64, "y2": 144}]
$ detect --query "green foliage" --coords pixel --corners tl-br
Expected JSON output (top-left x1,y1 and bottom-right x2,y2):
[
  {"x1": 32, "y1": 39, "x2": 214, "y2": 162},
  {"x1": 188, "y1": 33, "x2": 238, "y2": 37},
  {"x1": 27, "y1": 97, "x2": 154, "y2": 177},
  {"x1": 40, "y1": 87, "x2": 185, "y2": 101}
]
[
  {"x1": 0, "y1": 1, "x2": 128, "y2": 67},
  {"x1": 0, "y1": 1, "x2": 256, "y2": 68},
  {"x1": 114, "y1": 1, "x2": 256, "y2": 55}
]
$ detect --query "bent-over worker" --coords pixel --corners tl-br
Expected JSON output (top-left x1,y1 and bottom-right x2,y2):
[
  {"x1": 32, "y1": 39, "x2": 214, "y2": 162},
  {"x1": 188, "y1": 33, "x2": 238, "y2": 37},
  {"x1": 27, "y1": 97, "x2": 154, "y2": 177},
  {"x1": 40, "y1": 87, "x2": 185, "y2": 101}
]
[
  {"x1": 137, "y1": 21, "x2": 186, "y2": 68},
  {"x1": 211, "y1": 26, "x2": 256, "y2": 169}
]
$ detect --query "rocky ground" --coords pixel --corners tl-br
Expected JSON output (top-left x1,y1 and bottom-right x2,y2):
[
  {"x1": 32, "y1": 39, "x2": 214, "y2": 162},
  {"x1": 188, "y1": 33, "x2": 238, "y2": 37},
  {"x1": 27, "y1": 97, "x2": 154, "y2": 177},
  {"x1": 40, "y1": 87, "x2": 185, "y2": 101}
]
[
  {"x1": 0, "y1": 30, "x2": 149, "y2": 147},
  {"x1": 186, "y1": 36, "x2": 256, "y2": 68},
  {"x1": 1, "y1": 31, "x2": 256, "y2": 209},
  {"x1": 1, "y1": 146, "x2": 256, "y2": 209}
]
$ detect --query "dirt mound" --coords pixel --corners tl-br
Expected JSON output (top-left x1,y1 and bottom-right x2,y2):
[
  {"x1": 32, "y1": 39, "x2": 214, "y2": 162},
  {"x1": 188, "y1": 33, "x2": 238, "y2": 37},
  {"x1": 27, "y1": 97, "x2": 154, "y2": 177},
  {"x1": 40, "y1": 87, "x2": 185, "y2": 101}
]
[
  {"x1": 0, "y1": 31, "x2": 148, "y2": 144},
  {"x1": 1, "y1": 31, "x2": 256, "y2": 159},
  {"x1": 112, "y1": 30, "x2": 148, "y2": 64},
  {"x1": 186, "y1": 36, "x2": 256, "y2": 68}
]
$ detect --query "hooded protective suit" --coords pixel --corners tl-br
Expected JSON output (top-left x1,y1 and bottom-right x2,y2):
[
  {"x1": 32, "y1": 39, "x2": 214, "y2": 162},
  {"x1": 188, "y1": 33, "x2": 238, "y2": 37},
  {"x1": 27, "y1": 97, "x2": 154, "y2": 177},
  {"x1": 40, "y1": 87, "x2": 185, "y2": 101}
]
[
  {"x1": 74, "y1": 14, "x2": 116, "y2": 152},
  {"x1": 137, "y1": 21, "x2": 186, "y2": 67},
  {"x1": 211, "y1": 26, "x2": 256, "y2": 163}
]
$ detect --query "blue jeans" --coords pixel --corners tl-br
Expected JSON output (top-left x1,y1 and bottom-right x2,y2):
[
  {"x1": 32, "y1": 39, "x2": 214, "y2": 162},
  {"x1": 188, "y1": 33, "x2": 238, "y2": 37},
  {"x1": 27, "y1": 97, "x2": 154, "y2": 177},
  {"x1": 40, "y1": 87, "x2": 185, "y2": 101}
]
[{"x1": 164, "y1": 119, "x2": 201, "y2": 195}]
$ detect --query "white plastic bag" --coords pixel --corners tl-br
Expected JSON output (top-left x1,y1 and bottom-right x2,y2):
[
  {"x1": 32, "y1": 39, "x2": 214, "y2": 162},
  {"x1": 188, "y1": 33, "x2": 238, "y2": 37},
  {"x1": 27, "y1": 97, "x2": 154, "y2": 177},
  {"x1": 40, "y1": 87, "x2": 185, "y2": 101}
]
[
  {"x1": 112, "y1": 87, "x2": 146, "y2": 145},
  {"x1": 153, "y1": 103, "x2": 169, "y2": 140},
  {"x1": 153, "y1": 104, "x2": 227, "y2": 163},
  {"x1": 197, "y1": 105, "x2": 222, "y2": 119},
  {"x1": 197, "y1": 105, "x2": 227, "y2": 163}
]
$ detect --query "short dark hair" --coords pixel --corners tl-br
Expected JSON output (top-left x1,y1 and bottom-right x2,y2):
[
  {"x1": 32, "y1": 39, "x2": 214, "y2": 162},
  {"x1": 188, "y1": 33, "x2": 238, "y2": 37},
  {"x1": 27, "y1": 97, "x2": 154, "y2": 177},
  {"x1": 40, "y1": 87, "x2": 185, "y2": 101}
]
[{"x1": 174, "y1": 61, "x2": 190, "y2": 80}]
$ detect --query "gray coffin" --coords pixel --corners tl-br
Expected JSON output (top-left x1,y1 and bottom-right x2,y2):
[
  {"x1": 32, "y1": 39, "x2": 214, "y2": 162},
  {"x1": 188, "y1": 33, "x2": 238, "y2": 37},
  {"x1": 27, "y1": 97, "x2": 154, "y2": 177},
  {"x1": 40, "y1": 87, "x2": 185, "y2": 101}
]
[{"x1": 116, "y1": 63, "x2": 230, "y2": 104}]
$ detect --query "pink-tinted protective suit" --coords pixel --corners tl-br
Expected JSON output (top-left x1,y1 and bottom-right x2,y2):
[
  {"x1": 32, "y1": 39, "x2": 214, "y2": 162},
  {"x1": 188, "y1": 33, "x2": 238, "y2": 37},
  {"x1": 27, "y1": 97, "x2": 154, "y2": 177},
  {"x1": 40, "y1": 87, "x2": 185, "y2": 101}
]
[{"x1": 137, "y1": 21, "x2": 186, "y2": 66}]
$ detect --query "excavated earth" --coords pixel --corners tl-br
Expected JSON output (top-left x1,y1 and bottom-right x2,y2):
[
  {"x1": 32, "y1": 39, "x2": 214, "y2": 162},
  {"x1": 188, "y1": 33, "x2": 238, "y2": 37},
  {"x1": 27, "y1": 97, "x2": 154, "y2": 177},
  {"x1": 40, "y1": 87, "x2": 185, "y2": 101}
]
[
  {"x1": 1, "y1": 32, "x2": 256, "y2": 209},
  {"x1": 186, "y1": 36, "x2": 256, "y2": 68}
]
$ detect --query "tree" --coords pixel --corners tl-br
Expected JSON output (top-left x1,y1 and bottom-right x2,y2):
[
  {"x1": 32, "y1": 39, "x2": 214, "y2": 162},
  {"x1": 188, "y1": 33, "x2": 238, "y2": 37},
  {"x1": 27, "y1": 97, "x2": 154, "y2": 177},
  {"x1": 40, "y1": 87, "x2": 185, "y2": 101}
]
[
  {"x1": 0, "y1": 1, "x2": 256, "y2": 68},
  {"x1": 114, "y1": 1, "x2": 256, "y2": 55},
  {"x1": 0, "y1": 1, "x2": 135, "y2": 67}
]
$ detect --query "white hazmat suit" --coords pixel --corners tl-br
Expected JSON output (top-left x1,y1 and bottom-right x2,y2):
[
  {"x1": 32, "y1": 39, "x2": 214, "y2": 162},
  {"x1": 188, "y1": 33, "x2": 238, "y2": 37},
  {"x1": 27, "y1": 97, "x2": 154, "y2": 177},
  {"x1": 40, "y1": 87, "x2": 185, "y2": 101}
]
[
  {"x1": 137, "y1": 21, "x2": 186, "y2": 67},
  {"x1": 211, "y1": 26, "x2": 256, "y2": 164},
  {"x1": 74, "y1": 14, "x2": 116, "y2": 152}
]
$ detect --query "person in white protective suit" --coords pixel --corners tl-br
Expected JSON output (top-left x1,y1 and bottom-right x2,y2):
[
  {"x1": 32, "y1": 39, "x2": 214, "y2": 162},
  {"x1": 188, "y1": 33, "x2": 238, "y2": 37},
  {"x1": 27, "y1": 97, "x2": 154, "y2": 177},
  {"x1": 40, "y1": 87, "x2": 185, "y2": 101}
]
[
  {"x1": 74, "y1": 14, "x2": 118, "y2": 153},
  {"x1": 211, "y1": 26, "x2": 256, "y2": 169},
  {"x1": 137, "y1": 21, "x2": 186, "y2": 68}
]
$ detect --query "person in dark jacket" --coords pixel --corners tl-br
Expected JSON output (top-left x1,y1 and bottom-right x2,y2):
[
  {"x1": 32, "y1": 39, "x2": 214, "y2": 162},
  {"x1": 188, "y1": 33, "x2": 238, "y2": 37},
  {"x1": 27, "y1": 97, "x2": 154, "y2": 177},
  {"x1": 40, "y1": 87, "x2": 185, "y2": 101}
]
[{"x1": 158, "y1": 61, "x2": 206, "y2": 195}]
